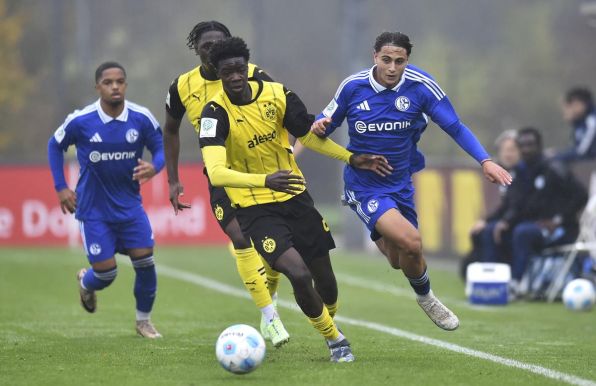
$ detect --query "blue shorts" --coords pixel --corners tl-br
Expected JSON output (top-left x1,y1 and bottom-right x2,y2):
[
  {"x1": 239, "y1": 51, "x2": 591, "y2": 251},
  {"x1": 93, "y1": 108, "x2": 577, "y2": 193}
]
[
  {"x1": 343, "y1": 188, "x2": 418, "y2": 241},
  {"x1": 78, "y1": 213, "x2": 154, "y2": 263}
]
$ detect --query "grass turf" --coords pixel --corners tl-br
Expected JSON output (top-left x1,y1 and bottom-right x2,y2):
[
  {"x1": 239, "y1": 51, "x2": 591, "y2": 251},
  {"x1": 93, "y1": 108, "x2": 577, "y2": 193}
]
[{"x1": 0, "y1": 246, "x2": 594, "y2": 386}]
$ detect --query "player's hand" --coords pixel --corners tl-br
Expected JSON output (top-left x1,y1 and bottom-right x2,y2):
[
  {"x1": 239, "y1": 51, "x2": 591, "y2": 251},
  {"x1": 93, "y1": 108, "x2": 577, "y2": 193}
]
[
  {"x1": 493, "y1": 220, "x2": 509, "y2": 244},
  {"x1": 470, "y1": 219, "x2": 486, "y2": 235},
  {"x1": 310, "y1": 117, "x2": 332, "y2": 137},
  {"x1": 133, "y1": 158, "x2": 157, "y2": 185},
  {"x1": 482, "y1": 160, "x2": 513, "y2": 186},
  {"x1": 349, "y1": 154, "x2": 393, "y2": 177},
  {"x1": 265, "y1": 170, "x2": 305, "y2": 195},
  {"x1": 168, "y1": 180, "x2": 191, "y2": 215},
  {"x1": 57, "y1": 188, "x2": 76, "y2": 214}
]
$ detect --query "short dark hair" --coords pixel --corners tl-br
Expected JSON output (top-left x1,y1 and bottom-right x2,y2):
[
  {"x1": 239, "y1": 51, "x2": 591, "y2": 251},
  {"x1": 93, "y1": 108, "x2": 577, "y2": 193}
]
[
  {"x1": 209, "y1": 37, "x2": 250, "y2": 70},
  {"x1": 565, "y1": 87, "x2": 593, "y2": 106},
  {"x1": 95, "y1": 61, "x2": 126, "y2": 83},
  {"x1": 374, "y1": 32, "x2": 413, "y2": 55},
  {"x1": 517, "y1": 126, "x2": 542, "y2": 147},
  {"x1": 186, "y1": 21, "x2": 231, "y2": 53}
]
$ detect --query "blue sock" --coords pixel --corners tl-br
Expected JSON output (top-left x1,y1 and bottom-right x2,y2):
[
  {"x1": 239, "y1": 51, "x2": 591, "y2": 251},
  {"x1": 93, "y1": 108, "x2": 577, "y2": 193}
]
[
  {"x1": 82, "y1": 267, "x2": 117, "y2": 291},
  {"x1": 132, "y1": 255, "x2": 157, "y2": 313},
  {"x1": 408, "y1": 269, "x2": 431, "y2": 296}
]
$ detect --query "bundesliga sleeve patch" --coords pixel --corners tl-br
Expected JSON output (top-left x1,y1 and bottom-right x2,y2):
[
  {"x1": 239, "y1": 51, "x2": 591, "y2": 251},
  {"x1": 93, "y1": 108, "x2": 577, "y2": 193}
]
[
  {"x1": 54, "y1": 126, "x2": 66, "y2": 143},
  {"x1": 200, "y1": 118, "x2": 218, "y2": 138},
  {"x1": 323, "y1": 99, "x2": 338, "y2": 118}
]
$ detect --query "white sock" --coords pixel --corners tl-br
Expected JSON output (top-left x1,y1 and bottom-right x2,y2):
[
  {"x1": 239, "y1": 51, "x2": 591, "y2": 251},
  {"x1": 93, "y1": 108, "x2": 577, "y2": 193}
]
[
  {"x1": 326, "y1": 331, "x2": 346, "y2": 346},
  {"x1": 416, "y1": 289, "x2": 434, "y2": 301},
  {"x1": 260, "y1": 304, "x2": 277, "y2": 323},
  {"x1": 136, "y1": 310, "x2": 151, "y2": 321}
]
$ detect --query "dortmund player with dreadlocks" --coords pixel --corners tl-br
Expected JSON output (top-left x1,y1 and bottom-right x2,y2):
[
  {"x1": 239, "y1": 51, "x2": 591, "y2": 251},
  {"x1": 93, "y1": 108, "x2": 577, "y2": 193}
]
[{"x1": 163, "y1": 21, "x2": 287, "y2": 346}]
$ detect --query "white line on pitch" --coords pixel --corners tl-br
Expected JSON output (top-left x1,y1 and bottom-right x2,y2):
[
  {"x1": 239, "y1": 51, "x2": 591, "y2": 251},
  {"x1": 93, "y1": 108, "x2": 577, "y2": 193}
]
[
  {"x1": 334, "y1": 272, "x2": 501, "y2": 312},
  {"x1": 156, "y1": 264, "x2": 596, "y2": 386}
]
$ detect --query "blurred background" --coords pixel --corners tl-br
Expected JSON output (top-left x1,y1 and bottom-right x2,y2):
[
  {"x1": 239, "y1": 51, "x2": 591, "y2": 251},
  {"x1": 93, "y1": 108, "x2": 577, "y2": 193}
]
[{"x1": 1, "y1": 0, "x2": 595, "y2": 255}]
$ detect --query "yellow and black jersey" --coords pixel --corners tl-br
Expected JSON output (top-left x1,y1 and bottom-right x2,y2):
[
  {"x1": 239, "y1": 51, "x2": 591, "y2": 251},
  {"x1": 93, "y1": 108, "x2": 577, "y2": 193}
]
[
  {"x1": 165, "y1": 63, "x2": 273, "y2": 133},
  {"x1": 199, "y1": 79, "x2": 314, "y2": 208}
]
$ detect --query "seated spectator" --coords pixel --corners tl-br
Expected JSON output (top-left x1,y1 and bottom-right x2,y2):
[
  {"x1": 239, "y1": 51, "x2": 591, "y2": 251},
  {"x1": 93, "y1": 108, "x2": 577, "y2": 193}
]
[
  {"x1": 481, "y1": 127, "x2": 588, "y2": 296},
  {"x1": 460, "y1": 130, "x2": 519, "y2": 278},
  {"x1": 554, "y1": 87, "x2": 596, "y2": 163}
]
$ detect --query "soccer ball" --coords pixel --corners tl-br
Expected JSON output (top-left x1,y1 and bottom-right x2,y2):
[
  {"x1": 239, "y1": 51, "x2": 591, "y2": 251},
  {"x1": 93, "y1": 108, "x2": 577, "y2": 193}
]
[
  {"x1": 215, "y1": 324, "x2": 266, "y2": 374},
  {"x1": 562, "y1": 279, "x2": 596, "y2": 311}
]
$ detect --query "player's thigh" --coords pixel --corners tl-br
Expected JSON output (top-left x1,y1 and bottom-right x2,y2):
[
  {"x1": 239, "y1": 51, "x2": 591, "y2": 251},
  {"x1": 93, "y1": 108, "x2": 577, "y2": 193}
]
[
  {"x1": 235, "y1": 206, "x2": 293, "y2": 270},
  {"x1": 287, "y1": 192, "x2": 336, "y2": 264},
  {"x1": 376, "y1": 208, "x2": 421, "y2": 254},
  {"x1": 79, "y1": 219, "x2": 117, "y2": 269},
  {"x1": 208, "y1": 182, "x2": 238, "y2": 233},
  {"x1": 114, "y1": 213, "x2": 154, "y2": 257}
]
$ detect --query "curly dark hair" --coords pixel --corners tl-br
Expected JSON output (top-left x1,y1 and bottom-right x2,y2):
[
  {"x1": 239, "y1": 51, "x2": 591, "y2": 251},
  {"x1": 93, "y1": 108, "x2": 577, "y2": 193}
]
[
  {"x1": 208, "y1": 37, "x2": 250, "y2": 70},
  {"x1": 186, "y1": 21, "x2": 231, "y2": 53},
  {"x1": 374, "y1": 32, "x2": 413, "y2": 55},
  {"x1": 94, "y1": 61, "x2": 126, "y2": 83}
]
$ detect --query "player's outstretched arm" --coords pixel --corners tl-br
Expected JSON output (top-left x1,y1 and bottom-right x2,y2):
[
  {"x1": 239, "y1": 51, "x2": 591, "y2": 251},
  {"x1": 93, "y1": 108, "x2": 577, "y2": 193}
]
[
  {"x1": 481, "y1": 159, "x2": 513, "y2": 186},
  {"x1": 163, "y1": 112, "x2": 191, "y2": 214}
]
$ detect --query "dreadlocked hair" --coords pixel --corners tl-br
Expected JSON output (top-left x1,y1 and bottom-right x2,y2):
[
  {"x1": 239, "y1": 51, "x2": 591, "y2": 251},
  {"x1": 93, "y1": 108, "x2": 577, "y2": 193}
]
[{"x1": 186, "y1": 21, "x2": 231, "y2": 53}]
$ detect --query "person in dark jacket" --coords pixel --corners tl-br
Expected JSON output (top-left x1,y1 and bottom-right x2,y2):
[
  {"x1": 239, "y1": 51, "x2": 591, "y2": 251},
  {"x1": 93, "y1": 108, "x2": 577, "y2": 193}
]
[
  {"x1": 554, "y1": 87, "x2": 596, "y2": 163},
  {"x1": 481, "y1": 127, "x2": 588, "y2": 291}
]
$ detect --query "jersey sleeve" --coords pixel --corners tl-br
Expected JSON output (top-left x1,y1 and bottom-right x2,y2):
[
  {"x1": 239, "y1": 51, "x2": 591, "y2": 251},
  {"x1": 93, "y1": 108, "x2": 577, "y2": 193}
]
[
  {"x1": 315, "y1": 78, "x2": 350, "y2": 137},
  {"x1": 47, "y1": 112, "x2": 80, "y2": 191},
  {"x1": 141, "y1": 111, "x2": 165, "y2": 173},
  {"x1": 252, "y1": 66, "x2": 274, "y2": 82},
  {"x1": 198, "y1": 102, "x2": 230, "y2": 147},
  {"x1": 165, "y1": 77, "x2": 186, "y2": 120},
  {"x1": 426, "y1": 93, "x2": 490, "y2": 164},
  {"x1": 282, "y1": 87, "x2": 315, "y2": 138}
]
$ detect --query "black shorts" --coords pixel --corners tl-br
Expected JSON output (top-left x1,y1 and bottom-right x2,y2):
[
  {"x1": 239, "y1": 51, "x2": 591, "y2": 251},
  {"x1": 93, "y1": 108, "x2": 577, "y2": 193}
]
[
  {"x1": 205, "y1": 168, "x2": 236, "y2": 230},
  {"x1": 235, "y1": 191, "x2": 336, "y2": 266}
]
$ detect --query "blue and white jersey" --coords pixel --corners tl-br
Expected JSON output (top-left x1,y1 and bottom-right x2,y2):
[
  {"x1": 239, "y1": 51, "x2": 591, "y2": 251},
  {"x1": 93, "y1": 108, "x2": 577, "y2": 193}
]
[
  {"x1": 48, "y1": 99, "x2": 164, "y2": 222},
  {"x1": 317, "y1": 64, "x2": 489, "y2": 192}
]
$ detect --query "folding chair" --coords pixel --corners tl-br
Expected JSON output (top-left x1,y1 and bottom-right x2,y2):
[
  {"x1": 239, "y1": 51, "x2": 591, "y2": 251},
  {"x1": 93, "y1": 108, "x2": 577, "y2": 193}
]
[{"x1": 544, "y1": 194, "x2": 596, "y2": 302}]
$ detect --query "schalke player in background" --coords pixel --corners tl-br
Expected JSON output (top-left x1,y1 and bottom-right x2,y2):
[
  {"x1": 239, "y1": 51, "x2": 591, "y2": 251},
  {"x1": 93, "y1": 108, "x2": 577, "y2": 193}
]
[
  {"x1": 48, "y1": 62, "x2": 165, "y2": 338},
  {"x1": 163, "y1": 21, "x2": 289, "y2": 346},
  {"x1": 312, "y1": 32, "x2": 512, "y2": 330}
]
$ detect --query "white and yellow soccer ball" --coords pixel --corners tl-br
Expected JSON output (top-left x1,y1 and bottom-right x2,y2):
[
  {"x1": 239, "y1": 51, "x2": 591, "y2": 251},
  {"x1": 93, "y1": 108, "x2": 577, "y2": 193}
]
[
  {"x1": 562, "y1": 278, "x2": 596, "y2": 311},
  {"x1": 215, "y1": 324, "x2": 266, "y2": 374}
]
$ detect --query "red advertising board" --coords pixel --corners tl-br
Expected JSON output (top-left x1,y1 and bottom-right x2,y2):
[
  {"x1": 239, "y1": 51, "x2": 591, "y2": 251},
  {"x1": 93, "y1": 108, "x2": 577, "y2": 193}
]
[{"x1": 0, "y1": 164, "x2": 227, "y2": 246}]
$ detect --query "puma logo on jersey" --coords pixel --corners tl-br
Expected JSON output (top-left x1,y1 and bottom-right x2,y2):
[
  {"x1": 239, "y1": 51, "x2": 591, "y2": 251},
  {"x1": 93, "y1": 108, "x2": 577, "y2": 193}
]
[
  {"x1": 247, "y1": 131, "x2": 277, "y2": 148},
  {"x1": 192, "y1": 93, "x2": 201, "y2": 101}
]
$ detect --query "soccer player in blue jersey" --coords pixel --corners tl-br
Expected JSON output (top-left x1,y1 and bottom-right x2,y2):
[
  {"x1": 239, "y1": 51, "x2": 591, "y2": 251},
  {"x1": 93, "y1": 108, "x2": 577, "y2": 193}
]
[
  {"x1": 312, "y1": 32, "x2": 512, "y2": 330},
  {"x1": 47, "y1": 62, "x2": 165, "y2": 338}
]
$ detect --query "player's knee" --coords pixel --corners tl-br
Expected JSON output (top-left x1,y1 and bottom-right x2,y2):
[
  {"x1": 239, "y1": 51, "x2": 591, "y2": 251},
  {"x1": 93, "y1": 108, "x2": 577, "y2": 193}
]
[
  {"x1": 287, "y1": 267, "x2": 313, "y2": 290},
  {"x1": 95, "y1": 266, "x2": 118, "y2": 287},
  {"x1": 399, "y1": 235, "x2": 422, "y2": 259},
  {"x1": 224, "y1": 226, "x2": 251, "y2": 249}
]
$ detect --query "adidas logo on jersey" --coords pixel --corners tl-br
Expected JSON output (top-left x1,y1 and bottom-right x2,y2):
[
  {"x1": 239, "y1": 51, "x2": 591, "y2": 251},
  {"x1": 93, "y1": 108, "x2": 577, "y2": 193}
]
[
  {"x1": 356, "y1": 100, "x2": 371, "y2": 111},
  {"x1": 89, "y1": 133, "x2": 103, "y2": 142}
]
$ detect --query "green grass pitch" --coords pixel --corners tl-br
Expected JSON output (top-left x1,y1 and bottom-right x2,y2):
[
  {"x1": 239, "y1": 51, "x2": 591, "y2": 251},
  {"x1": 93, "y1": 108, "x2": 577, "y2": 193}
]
[{"x1": 1, "y1": 246, "x2": 595, "y2": 386}]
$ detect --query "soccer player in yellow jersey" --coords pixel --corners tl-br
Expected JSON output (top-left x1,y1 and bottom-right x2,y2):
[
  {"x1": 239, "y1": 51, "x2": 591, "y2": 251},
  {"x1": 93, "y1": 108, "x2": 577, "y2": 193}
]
[
  {"x1": 163, "y1": 21, "x2": 287, "y2": 346},
  {"x1": 199, "y1": 37, "x2": 392, "y2": 362}
]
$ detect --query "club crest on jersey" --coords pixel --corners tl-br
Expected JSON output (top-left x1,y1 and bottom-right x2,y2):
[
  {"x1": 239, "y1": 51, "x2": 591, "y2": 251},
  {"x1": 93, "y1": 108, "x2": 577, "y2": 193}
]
[
  {"x1": 89, "y1": 243, "x2": 102, "y2": 256},
  {"x1": 214, "y1": 204, "x2": 224, "y2": 221},
  {"x1": 395, "y1": 96, "x2": 410, "y2": 112},
  {"x1": 262, "y1": 237, "x2": 276, "y2": 254},
  {"x1": 263, "y1": 102, "x2": 276, "y2": 121},
  {"x1": 126, "y1": 128, "x2": 139, "y2": 143},
  {"x1": 367, "y1": 199, "x2": 379, "y2": 213}
]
